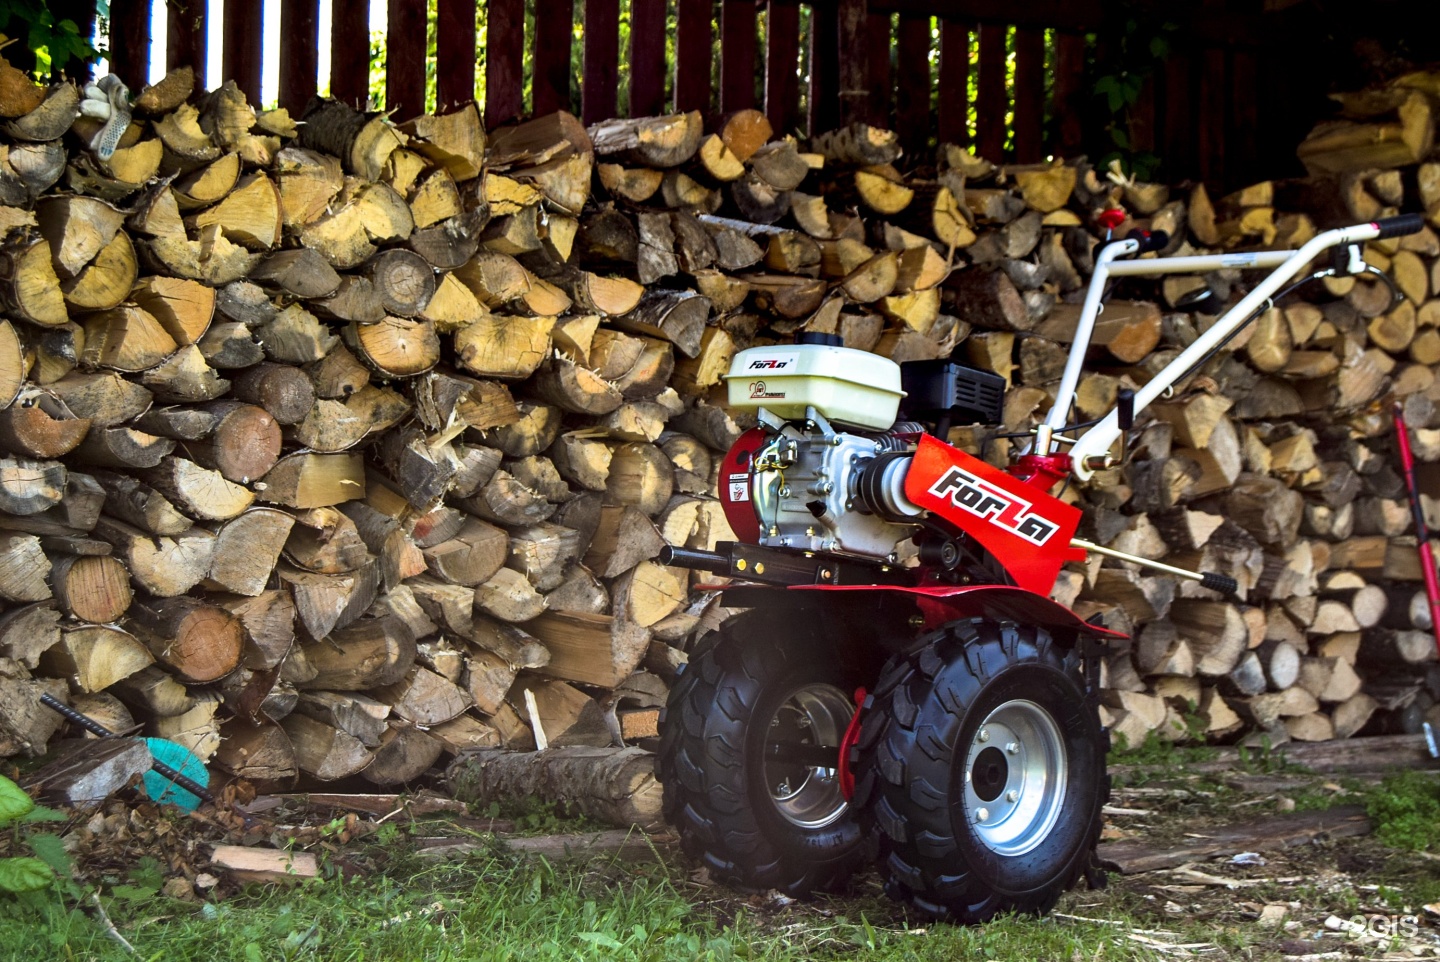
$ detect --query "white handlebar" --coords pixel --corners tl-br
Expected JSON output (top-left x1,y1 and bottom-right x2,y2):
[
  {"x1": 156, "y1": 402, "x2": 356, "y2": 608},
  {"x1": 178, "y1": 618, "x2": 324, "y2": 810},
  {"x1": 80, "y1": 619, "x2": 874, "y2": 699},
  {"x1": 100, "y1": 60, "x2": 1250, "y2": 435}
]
[{"x1": 1065, "y1": 222, "x2": 1388, "y2": 480}]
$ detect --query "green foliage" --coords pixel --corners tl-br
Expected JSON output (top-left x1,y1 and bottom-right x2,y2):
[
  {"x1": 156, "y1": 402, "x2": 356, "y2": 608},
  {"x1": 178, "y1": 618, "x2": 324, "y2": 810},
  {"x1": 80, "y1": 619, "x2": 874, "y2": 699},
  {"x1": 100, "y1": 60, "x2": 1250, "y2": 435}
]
[
  {"x1": 0, "y1": 774, "x2": 69, "y2": 896},
  {"x1": 1088, "y1": 6, "x2": 1175, "y2": 181},
  {"x1": 0, "y1": 0, "x2": 103, "y2": 77},
  {"x1": 1366, "y1": 771, "x2": 1440, "y2": 852},
  {"x1": 477, "y1": 797, "x2": 601, "y2": 835}
]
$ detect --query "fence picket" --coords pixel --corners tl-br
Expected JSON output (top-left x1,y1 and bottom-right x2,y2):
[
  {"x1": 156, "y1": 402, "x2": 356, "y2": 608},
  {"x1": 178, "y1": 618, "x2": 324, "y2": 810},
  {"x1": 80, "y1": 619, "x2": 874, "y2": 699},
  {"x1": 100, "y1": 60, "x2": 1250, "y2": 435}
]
[
  {"x1": 865, "y1": 11, "x2": 891, "y2": 130},
  {"x1": 330, "y1": 0, "x2": 370, "y2": 107},
  {"x1": 674, "y1": 0, "x2": 713, "y2": 115},
  {"x1": 385, "y1": 0, "x2": 428, "y2": 119},
  {"x1": 632, "y1": 0, "x2": 668, "y2": 116},
  {"x1": 1198, "y1": 46, "x2": 1226, "y2": 185},
  {"x1": 808, "y1": 0, "x2": 839, "y2": 132},
  {"x1": 937, "y1": 18, "x2": 969, "y2": 147},
  {"x1": 279, "y1": 0, "x2": 319, "y2": 115},
  {"x1": 436, "y1": 0, "x2": 478, "y2": 108},
  {"x1": 1052, "y1": 31, "x2": 1085, "y2": 158},
  {"x1": 976, "y1": 23, "x2": 1007, "y2": 162},
  {"x1": 582, "y1": 0, "x2": 619, "y2": 122},
  {"x1": 223, "y1": 2, "x2": 263, "y2": 104},
  {"x1": 94, "y1": 0, "x2": 1268, "y2": 191},
  {"x1": 764, "y1": 0, "x2": 801, "y2": 136},
  {"x1": 486, "y1": 0, "x2": 526, "y2": 126},
  {"x1": 894, "y1": 13, "x2": 930, "y2": 157},
  {"x1": 532, "y1": 0, "x2": 575, "y2": 115},
  {"x1": 108, "y1": 1, "x2": 150, "y2": 91},
  {"x1": 1230, "y1": 49, "x2": 1258, "y2": 183},
  {"x1": 1013, "y1": 26, "x2": 1044, "y2": 163},
  {"x1": 720, "y1": 0, "x2": 758, "y2": 114}
]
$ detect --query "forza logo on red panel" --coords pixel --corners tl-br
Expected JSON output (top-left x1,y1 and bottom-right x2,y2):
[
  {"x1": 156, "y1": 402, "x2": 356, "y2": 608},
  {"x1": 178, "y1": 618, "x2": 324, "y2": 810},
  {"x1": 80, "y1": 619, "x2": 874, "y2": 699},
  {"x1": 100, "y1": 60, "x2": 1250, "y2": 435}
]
[{"x1": 926, "y1": 466, "x2": 1061, "y2": 545}]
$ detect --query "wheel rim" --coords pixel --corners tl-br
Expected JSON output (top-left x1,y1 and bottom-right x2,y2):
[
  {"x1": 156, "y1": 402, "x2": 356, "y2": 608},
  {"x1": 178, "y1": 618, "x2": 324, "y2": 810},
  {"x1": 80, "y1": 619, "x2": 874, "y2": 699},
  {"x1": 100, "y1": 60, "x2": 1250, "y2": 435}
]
[
  {"x1": 763, "y1": 682, "x2": 853, "y2": 829},
  {"x1": 962, "y1": 699, "x2": 1067, "y2": 857}
]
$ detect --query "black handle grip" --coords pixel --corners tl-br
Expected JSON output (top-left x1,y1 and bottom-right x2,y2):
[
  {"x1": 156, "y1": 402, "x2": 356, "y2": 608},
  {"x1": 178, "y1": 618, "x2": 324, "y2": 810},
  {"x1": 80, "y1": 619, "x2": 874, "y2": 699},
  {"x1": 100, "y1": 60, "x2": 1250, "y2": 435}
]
[
  {"x1": 657, "y1": 544, "x2": 731, "y2": 576},
  {"x1": 1200, "y1": 572, "x2": 1238, "y2": 595},
  {"x1": 1373, "y1": 213, "x2": 1426, "y2": 239},
  {"x1": 1116, "y1": 388, "x2": 1135, "y2": 431},
  {"x1": 1127, "y1": 229, "x2": 1170, "y2": 253}
]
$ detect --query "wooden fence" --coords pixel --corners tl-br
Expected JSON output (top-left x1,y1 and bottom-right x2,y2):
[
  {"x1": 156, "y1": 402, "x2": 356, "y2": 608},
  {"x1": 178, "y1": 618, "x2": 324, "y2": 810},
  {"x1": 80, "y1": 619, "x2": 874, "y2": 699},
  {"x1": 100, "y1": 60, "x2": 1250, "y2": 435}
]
[{"x1": 79, "y1": 1, "x2": 1296, "y2": 190}]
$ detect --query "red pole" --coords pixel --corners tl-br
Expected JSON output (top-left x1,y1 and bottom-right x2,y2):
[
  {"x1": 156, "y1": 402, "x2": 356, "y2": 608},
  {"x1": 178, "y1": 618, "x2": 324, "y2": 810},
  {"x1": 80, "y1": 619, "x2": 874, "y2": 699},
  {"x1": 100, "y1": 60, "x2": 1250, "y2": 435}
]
[{"x1": 1394, "y1": 401, "x2": 1440, "y2": 657}]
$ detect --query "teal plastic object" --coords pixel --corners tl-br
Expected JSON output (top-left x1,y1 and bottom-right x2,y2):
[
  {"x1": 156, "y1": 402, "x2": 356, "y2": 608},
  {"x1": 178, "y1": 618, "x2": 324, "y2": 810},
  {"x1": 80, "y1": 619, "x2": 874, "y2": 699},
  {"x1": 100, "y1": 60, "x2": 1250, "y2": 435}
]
[{"x1": 142, "y1": 739, "x2": 208, "y2": 812}]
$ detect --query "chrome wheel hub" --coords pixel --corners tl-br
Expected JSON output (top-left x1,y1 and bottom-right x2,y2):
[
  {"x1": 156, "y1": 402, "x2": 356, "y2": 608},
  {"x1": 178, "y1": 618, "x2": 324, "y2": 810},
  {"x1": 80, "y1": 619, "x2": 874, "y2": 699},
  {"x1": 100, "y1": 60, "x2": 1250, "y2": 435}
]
[
  {"x1": 763, "y1": 683, "x2": 853, "y2": 829},
  {"x1": 963, "y1": 699, "x2": 1067, "y2": 856}
]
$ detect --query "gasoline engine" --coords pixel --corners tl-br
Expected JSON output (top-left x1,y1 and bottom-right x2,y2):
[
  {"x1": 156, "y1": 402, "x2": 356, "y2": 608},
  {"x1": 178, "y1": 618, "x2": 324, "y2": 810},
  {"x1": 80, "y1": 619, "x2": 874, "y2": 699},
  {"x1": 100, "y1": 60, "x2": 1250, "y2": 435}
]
[{"x1": 705, "y1": 332, "x2": 1021, "y2": 584}]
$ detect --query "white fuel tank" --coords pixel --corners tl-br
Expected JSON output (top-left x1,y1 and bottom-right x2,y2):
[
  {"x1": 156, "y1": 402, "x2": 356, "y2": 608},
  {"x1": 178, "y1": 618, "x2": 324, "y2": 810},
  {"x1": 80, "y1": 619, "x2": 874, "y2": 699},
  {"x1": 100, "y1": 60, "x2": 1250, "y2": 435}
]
[{"x1": 724, "y1": 339, "x2": 904, "y2": 431}]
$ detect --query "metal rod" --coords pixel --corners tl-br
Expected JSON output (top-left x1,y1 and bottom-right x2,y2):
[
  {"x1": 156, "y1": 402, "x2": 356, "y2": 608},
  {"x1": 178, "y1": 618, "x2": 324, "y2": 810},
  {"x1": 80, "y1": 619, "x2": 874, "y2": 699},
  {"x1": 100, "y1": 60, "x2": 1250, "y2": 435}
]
[
  {"x1": 1106, "y1": 250, "x2": 1296, "y2": 275},
  {"x1": 1393, "y1": 402, "x2": 1440, "y2": 659},
  {"x1": 1042, "y1": 238, "x2": 1134, "y2": 439},
  {"x1": 1071, "y1": 538, "x2": 1204, "y2": 583},
  {"x1": 39, "y1": 693, "x2": 213, "y2": 802}
]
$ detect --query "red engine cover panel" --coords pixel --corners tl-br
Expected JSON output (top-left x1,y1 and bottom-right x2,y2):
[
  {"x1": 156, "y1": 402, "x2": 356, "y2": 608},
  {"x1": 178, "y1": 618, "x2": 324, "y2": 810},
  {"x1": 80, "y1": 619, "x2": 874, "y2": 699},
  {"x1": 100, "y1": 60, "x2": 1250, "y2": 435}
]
[
  {"x1": 904, "y1": 434, "x2": 1083, "y2": 595},
  {"x1": 717, "y1": 427, "x2": 770, "y2": 544}
]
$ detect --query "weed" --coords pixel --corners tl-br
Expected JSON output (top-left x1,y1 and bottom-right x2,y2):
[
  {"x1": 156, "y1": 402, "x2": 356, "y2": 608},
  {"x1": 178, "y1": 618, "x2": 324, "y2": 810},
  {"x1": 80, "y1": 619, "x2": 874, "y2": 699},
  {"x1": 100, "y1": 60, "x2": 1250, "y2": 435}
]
[
  {"x1": 0, "y1": 773, "x2": 72, "y2": 898},
  {"x1": 1364, "y1": 770, "x2": 1440, "y2": 852},
  {"x1": 477, "y1": 797, "x2": 604, "y2": 834}
]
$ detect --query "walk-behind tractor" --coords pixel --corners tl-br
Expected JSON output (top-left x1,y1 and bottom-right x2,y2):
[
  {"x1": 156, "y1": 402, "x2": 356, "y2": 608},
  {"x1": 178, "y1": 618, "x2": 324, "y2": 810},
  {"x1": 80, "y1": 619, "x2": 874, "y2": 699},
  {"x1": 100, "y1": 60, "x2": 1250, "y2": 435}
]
[{"x1": 654, "y1": 213, "x2": 1427, "y2": 922}]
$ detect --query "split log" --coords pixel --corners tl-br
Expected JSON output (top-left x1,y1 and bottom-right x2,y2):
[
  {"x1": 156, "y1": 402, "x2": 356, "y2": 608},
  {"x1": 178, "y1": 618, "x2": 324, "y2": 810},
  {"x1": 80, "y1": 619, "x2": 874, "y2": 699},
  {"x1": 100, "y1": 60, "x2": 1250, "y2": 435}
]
[
  {"x1": 127, "y1": 596, "x2": 244, "y2": 684},
  {"x1": 446, "y1": 745, "x2": 663, "y2": 830}
]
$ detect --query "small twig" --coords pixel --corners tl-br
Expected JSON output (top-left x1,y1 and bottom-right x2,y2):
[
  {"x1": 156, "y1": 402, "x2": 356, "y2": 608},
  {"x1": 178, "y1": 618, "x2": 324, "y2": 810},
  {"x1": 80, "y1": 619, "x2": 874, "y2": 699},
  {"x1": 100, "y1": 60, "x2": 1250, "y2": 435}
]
[
  {"x1": 1052, "y1": 913, "x2": 1182, "y2": 938},
  {"x1": 87, "y1": 891, "x2": 137, "y2": 956},
  {"x1": 374, "y1": 806, "x2": 406, "y2": 825}
]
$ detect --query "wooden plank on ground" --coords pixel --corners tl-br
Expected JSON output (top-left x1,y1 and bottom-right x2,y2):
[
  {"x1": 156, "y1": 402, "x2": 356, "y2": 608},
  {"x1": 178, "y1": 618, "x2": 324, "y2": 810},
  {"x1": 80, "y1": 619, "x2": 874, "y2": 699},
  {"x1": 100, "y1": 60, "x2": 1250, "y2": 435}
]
[
  {"x1": 418, "y1": 829, "x2": 676, "y2": 861},
  {"x1": 1097, "y1": 805, "x2": 1370, "y2": 874}
]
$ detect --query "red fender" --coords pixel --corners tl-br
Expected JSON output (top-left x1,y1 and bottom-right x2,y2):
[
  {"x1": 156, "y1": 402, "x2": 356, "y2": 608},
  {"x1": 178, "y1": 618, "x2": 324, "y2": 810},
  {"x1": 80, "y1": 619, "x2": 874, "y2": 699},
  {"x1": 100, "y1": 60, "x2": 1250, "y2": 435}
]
[{"x1": 789, "y1": 583, "x2": 1127, "y2": 639}]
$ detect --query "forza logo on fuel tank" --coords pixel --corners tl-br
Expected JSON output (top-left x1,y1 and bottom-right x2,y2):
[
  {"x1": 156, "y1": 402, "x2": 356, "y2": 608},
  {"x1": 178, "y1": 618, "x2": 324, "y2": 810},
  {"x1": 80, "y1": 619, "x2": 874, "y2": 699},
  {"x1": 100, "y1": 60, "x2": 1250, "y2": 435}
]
[{"x1": 926, "y1": 467, "x2": 1061, "y2": 545}]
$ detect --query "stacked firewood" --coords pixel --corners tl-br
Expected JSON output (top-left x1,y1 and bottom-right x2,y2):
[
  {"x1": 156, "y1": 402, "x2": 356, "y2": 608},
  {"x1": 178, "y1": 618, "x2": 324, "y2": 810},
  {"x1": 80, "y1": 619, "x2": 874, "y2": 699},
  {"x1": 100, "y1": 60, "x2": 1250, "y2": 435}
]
[{"x1": 2, "y1": 53, "x2": 1440, "y2": 793}]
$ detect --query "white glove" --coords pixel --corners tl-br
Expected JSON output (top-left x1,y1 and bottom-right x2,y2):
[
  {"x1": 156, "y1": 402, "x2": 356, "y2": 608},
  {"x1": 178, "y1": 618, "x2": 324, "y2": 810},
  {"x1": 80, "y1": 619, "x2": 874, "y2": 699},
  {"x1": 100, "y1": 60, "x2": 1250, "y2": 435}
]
[{"x1": 79, "y1": 74, "x2": 132, "y2": 161}]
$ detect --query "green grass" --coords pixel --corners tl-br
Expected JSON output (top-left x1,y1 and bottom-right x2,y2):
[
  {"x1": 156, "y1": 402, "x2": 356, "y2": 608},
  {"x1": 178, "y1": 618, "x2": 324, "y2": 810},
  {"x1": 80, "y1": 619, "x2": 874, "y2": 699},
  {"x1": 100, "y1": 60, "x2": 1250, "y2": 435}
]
[
  {"x1": 1365, "y1": 770, "x2": 1440, "y2": 853},
  {"x1": 0, "y1": 835, "x2": 1250, "y2": 962}
]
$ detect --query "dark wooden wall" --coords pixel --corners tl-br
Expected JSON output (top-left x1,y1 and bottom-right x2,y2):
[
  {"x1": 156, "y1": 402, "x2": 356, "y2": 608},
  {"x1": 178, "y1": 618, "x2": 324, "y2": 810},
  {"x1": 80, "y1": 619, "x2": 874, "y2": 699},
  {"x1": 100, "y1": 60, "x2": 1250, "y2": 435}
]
[{"x1": 94, "y1": 0, "x2": 1290, "y2": 190}]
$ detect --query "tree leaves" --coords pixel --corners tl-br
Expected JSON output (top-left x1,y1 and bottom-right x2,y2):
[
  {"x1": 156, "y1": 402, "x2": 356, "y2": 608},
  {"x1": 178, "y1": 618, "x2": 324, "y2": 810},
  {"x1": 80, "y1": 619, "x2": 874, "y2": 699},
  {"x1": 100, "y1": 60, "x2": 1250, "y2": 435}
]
[
  {"x1": 0, "y1": 856, "x2": 53, "y2": 894},
  {"x1": 0, "y1": 774, "x2": 35, "y2": 825}
]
